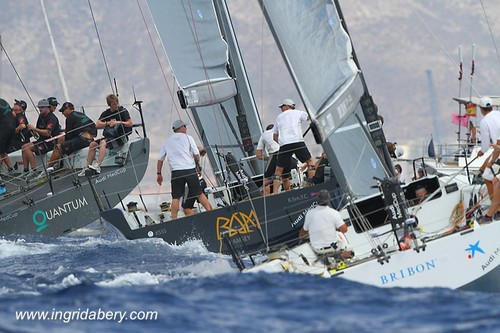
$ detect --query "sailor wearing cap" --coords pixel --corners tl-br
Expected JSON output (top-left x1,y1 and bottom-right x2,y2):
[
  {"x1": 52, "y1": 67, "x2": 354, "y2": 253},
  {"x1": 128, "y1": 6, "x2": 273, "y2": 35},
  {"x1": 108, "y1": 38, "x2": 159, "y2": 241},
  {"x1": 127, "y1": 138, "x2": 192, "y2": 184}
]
[
  {"x1": 47, "y1": 97, "x2": 59, "y2": 113},
  {"x1": 271, "y1": 98, "x2": 315, "y2": 193},
  {"x1": 299, "y1": 189, "x2": 349, "y2": 255},
  {"x1": 8, "y1": 99, "x2": 31, "y2": 152},
  {"x1": 156, "y1": 120, "x2": 212, "y2": 219},
  {"x1": 476, "y1": 96, "x2": 500, "y2": 201},
  {"x1": 20, "y1": 99, "x2": 62, "y2": 179}
]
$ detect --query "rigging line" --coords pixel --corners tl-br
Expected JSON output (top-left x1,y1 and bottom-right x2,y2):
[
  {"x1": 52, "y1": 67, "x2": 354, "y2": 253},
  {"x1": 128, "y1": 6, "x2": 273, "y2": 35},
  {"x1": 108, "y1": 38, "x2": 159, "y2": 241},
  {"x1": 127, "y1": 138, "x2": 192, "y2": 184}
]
[
  {"x1": 0, "y1": 41, "x2": 39, "y2": 114},
  {"x1": 88, "y1": 0, "x2": 114, "y2": 95},
  {"x1": 40, "y1": 0, "x2": 69, "y2": 102},
  {"x1": 479, "y1": 0, "x2": 500, "y2": 69},
  {"x1": 136, "y1": 0, "x2": 183, "y2": 119},
  {"x1": 256, "y1": 6, "x2": 270, "y2": 244},
  {"x1": 406, "y1": 0, "x2": 481, "y2": 96}
]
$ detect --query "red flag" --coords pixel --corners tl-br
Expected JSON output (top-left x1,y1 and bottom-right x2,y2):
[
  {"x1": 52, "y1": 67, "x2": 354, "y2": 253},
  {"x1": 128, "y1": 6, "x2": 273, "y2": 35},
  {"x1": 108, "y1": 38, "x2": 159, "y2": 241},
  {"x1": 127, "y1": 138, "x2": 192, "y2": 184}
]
[
  {"x1": 466, "y1": 103, "x2": 476, "y2": 117},
  {"x1": 451, "y1": 114, "x2": 468, "y2": 127}
]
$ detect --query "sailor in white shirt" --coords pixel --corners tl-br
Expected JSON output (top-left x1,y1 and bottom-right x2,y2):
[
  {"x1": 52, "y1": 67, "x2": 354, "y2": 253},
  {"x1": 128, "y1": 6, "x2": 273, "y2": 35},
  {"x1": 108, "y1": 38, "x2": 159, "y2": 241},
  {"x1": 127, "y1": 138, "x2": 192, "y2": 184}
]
[
  {"x1": 300, "y1": 189, "x2": 348, "y2": 254},
  {"x1": 478, "y1": 97, "x2": 500, "y2": 200},
  {"x1": 256, "y1": 124, "x2": 280, "y2": 195},
  {"x1": 272, "y1": 98, "x2": 315, "y2": 193},
  {"x1": 156, "y1": 120, "x2": 212, "y2": 218}
]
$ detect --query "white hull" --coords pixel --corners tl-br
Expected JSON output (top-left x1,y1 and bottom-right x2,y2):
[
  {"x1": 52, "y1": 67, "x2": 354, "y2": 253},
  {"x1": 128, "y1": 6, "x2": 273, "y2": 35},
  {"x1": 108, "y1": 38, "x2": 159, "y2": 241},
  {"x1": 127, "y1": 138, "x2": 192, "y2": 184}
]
[{"x1": 246, "y1": 221, "x2": 500, "y2": 291}]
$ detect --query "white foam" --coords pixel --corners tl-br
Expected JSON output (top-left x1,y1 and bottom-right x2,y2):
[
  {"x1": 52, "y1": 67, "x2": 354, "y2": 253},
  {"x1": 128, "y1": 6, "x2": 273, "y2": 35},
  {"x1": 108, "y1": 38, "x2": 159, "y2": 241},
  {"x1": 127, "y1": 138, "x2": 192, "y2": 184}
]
[
  {"x1": 83, "y1": 267, "x2": 99, "y2": 273},
  {"x1": 39, "y1": 274, "x2": 82, "y2": 290},
  {"x1": 97, "y1": 271, "x2": 166, "y2": 287},
  {"x1": 60, "y1": 274, "x2": 82, "y2": 288},
  {"x1": 54, "y1": 265, "x2": 66, "y2": 275},
  {"x1": 0, "y1": 238, "x2": 57, "y2": 259},
  {"x1": 173, "y1": 258, "x2": 236, "y2": 277}
]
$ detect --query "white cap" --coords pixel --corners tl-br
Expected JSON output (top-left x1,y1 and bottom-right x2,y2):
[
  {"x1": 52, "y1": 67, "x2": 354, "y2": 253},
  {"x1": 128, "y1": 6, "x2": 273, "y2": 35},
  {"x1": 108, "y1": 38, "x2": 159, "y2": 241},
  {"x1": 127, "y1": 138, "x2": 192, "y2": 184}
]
[
  {"x1": 278, "y1": 98, "x2": 295, "y2": 108},
  {"x1": 479, "y1": 96, "x2": 493, "y2": 108},
  {"x1": 37, "y1": 99, "x2": 50, "y2": 108},
  {"x1": 172, "y1": 119, "x2": 187, "y2": 130}
]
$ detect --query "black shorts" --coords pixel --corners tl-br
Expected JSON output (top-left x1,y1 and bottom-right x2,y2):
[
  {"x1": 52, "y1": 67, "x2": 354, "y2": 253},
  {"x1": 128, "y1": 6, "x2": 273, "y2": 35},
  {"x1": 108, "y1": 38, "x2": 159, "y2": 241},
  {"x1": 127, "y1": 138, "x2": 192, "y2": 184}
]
[
  {"x1": 266, "y1": 153, "x2": 294, "y2": 178},
  {"x1": 95, "y1": 136, "x2": 127, "y2": 150},
  {"x1": 0, "y1": 129, "x2": 14, "y2": 154},
  {"x1": 276, "y1": 142, "x2": 311, "y2": 168},
  {"x1": 34, "y1": 140, "x2": 55, "y2": 155},
  {"x1": 8, "y1": 139, "x2": 24, "y2": 153},
  {"x1": 182, "y1": 178, "x2": 207, "y2": 208},
  {"x1": 60, "y1": 136, "x2": 93, "y2": 155},
  {"x1": 171, "y1": 168, "x2": 203, "y2": 200},
  {"x1": 264, "y1": 153, "x2": 278, "y2": 178}
]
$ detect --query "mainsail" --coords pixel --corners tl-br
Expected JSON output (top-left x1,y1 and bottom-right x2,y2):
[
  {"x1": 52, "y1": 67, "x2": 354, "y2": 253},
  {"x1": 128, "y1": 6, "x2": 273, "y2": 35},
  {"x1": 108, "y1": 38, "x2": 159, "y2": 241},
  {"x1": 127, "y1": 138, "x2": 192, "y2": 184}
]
[
  {"x1": 260, "y1": 0, "x2": 392, "y2": 197},
  {"x1": 146, "y1": 0, "x2": 263, "y2": 178}
]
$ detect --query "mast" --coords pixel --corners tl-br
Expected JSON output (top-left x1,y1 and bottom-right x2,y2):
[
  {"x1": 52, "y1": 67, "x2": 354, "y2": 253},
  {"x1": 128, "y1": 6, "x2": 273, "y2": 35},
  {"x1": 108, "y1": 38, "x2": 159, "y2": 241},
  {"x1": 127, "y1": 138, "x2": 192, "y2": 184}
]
[
  {"x1": 40, "y1": 0, "x2": 69, "y2": 101},
  {"x1": 333, "y1": 0, "x2": 394, "y2": 176},
  {"x1": 426, "y1": 70, "x2": 440, "y2": 147},
  {"x1": 213, "y1": 0, "x2": 263, "y2": 173},
  {"x1": 146, "y1": 0, "x2": 264, "y2": 181}
]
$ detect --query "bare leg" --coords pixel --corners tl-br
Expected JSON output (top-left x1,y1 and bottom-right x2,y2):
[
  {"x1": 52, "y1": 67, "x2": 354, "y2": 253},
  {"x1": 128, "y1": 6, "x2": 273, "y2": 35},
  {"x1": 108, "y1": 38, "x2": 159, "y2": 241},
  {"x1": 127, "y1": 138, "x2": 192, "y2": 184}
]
[
  {"x1": 171, "y1": 198, "x2": 180, "y2": 219},
  {"x1": 86, "y1": 141, "x2": 98, "y2": 166},
  {"x1": 21, "y1": 142, "x2": 32, "y2": 170},
  {"x1": 96, "y1": 139, "x2": 107, "y2": 166},
  {"x1": 486, "y1": 178, "x2": 500, "y2": 217},
  {"x1": 272, "y1": 166, "x2": 284, "y2": 194},
  {"x1": 26, "y1": 145, "x2": 36, "y2": 169},
  {"x1": 263, "y1": 177, "x2": 272, "y2": 195},
  {"x1": 197, "y1": 193, "x2": 212, "y2": 211},
  {"x1": 305, "y1": 159, "x2": 315, "y2": 178},
  {"x1": 48, "y1": 144, "x2": 62, "y2": 167},
  {"x1": 282, "y1": 177, "x2": 291, "y2": 191},
  {"x1": 0, "y1": 153, "x2": 12, "y2": 169},
  {"x1": 485, "y1": 180, "x2": 494, "y2": 201}
]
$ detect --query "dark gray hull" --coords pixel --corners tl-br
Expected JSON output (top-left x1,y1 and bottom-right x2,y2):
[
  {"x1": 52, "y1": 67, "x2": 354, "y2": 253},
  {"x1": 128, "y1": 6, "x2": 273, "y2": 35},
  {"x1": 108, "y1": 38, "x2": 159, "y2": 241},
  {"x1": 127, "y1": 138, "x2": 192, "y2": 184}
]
[
  {"x1": 0, "y1": 137, "x2": 150, "y2": 237},
  {"x1": 102, "y1": 181, "x2": 335, "y2": 254}
]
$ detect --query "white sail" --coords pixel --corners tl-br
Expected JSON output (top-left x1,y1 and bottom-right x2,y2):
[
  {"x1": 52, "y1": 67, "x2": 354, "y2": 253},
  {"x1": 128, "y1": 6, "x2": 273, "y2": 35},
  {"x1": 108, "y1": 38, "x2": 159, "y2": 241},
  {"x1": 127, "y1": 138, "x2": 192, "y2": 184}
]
[
  {"x1": 147, "y1": 0, "x2": 235, "y2": 106},
  {"x1": 261, "y1": 0, "x2": 390, "y2": 197},
  {"x1": 146, "y1": 0, "x2": 263, "y2": 178}
]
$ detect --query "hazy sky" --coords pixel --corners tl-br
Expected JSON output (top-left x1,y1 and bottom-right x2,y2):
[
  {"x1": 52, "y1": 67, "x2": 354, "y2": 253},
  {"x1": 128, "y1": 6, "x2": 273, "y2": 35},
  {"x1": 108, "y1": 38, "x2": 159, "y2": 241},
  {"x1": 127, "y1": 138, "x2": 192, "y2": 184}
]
[{"x1": 1, "y1": 0, "x2": 500, "y2": 193}]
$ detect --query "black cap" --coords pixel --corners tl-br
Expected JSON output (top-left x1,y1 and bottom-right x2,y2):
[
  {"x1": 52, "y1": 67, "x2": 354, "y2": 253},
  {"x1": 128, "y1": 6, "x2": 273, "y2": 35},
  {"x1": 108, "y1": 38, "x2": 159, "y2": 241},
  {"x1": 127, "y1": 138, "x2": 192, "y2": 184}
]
[
  {"x1": 59, "y1": 102, "x2": 74, "y2": 112},
  {"x1": 47, "y1": 97, "x2": 59, "y2": 106},
  {"x1": 14, "y1": 99, "x2": 27, "y2": 111}
]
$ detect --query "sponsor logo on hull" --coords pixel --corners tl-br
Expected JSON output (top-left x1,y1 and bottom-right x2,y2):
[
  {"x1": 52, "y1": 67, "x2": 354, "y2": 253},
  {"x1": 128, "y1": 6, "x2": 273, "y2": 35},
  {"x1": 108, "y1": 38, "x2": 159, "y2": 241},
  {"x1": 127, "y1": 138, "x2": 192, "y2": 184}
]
[{"x1": 32, "y1": 197, "x2": 89, "y2": 232}]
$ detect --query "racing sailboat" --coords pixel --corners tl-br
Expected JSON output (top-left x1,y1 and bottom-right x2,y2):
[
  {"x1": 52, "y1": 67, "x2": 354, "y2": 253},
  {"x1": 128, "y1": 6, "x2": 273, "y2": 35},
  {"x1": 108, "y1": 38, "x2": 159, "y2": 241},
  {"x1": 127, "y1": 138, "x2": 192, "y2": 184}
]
[{"x1": 103, "y1": 1, "x2": 497, "y2": 293}]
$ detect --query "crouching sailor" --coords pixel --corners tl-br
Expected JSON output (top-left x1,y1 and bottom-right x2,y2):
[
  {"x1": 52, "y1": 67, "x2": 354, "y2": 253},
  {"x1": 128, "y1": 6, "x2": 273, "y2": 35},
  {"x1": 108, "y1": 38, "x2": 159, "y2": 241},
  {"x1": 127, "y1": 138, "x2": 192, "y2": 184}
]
[{"x1": 299, "y1": 189, "x2": 352, "y2": 260}]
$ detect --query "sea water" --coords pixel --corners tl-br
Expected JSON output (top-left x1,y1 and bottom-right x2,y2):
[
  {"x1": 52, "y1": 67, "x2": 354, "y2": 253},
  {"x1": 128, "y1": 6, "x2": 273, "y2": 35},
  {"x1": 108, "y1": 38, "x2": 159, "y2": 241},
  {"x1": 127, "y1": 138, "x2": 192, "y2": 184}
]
[{"x1": 1, "y1": 222, "x2": 500, "y2": 333}]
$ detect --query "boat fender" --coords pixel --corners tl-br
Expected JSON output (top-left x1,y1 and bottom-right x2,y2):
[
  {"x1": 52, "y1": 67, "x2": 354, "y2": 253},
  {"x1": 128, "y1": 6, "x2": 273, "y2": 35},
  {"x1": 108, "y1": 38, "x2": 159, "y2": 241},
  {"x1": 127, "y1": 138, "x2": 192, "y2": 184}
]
[
  {"x1": 404, "y1": 217, "x2": 418, "y2": 228},
  {"x1": 337, "y1": 261, "x2": 347, "y2": 270},
  {"x1": 399, "y1": 234, "x2": 412, "y2": 250}
]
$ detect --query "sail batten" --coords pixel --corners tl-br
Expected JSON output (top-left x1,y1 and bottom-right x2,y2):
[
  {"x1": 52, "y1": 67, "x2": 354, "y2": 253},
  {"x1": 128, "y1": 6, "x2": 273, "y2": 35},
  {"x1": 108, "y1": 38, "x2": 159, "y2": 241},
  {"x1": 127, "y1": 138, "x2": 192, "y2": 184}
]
[{"x1": 147, "y1": 0, "x2": 263, "y2": 178}]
